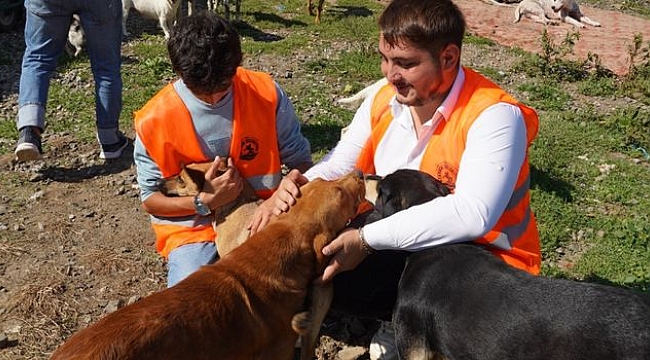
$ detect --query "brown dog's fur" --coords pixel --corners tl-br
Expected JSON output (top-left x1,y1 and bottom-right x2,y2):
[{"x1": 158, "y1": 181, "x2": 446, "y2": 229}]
[
  {"x1": 50, "y1": 171, "x2": 365, "y2": 360},
  {"x1": 158, "y1": 159, "x2": 260, "y2": 257}
]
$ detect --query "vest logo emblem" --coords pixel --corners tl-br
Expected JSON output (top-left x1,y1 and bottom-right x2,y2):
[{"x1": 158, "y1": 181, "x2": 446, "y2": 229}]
[
  {"x1": 239, "y1": 137, "x2": 259, "y2": 161},
  {"x1": 436, "y1": 162, "x2": 457, "y2": 190}
]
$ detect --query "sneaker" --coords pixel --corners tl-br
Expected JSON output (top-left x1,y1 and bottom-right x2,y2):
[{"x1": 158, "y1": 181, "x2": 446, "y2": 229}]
[
  {"x1": 99, "y1": 133, "x2": 129, "y2": 159},
  {"x1": 369, "y1": 321, "x2": 398, "y2": 360},
  {"x1": 15, "y1": 127, "x2": 43, "y2": 161}
]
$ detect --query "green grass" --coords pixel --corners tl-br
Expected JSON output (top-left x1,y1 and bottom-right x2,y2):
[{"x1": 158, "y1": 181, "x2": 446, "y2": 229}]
[{"x1": 1, "y1": 0, "x2": 649, "y2": 291}]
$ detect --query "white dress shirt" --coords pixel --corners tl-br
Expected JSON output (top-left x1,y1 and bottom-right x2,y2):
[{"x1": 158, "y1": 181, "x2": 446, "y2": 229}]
[{"x1": 305, "y1": 68, "x2": 528, "y2": 251}]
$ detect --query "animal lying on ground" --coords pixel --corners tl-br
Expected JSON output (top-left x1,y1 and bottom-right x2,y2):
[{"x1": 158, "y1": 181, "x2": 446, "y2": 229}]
[
  {"x1": 308, "y1": 0, "x2": 326, "y2": 23},
  {"x1": 49, "y1": 170, "x2": 366, "y2": 360},
  {"x1": 514, "y1": 0, "x2": 600, "y2": 28},
  {"x1": 122, "y1": 0, "x2": 182, "y2": 39},
  {"x1": 369, "y1": 170, "x2": 650, "y2": 359},
  {"x1": 65, "y1": 14, "x2": 85, "y2": 57}
]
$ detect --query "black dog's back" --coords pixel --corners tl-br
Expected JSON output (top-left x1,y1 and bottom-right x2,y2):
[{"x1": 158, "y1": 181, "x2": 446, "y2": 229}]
[
  {"x1": 372, "y1": 170, "x2": 650, "y2": 360},
  {"x1": 398, "y1": 244, "x2": 650, "y2": 360}
]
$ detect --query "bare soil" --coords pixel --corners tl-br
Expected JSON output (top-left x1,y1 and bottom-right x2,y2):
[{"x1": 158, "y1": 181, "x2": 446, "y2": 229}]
[{"x1": 0, "y1": 1, "x2": 648, "y2": 359}]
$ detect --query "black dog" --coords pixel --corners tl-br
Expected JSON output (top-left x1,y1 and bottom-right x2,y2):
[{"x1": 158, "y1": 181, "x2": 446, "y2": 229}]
[
  {"x1": 365, "y1": 169, "x2": 450, "y2": 224},
  {"x1": 370, "y1": 169, "x2": 650, "y2": 360}
]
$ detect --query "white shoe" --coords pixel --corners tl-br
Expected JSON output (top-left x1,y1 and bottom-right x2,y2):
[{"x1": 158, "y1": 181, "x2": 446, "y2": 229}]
[{"x1": 369, "y1": 321, "x2": 398, "y2": 360}]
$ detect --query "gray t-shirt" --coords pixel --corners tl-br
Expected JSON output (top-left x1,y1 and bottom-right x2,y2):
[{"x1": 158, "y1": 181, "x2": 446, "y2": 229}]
[{"x1": 134, "y1": 78, "x2": 312, "y2": 201}]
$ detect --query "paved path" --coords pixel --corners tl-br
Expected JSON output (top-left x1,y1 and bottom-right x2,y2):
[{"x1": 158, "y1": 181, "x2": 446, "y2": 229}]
[{"x1": 455, "y1": 0, "x2": 650, "y2": 76}]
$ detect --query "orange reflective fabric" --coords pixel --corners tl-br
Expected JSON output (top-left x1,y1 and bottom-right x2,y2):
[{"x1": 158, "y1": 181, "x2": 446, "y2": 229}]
[
  {"x1": 355, "y1": 82, "x2": 397, "y2": 174},
  {"x1": 360, "y1": 68, "x2": 541, "y2": 274},
  {"x1": 229, "y1": 67, "x2": 281, "y2": 197},
  {"x1": 133, "y1": 68, "x2": 280, "y2": 258},
  {"x1": 134, "y1": 83, "x2": 207, "y2": 177}
]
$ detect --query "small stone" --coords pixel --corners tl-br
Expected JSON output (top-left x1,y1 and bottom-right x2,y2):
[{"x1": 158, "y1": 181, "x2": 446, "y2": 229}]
[{"x1": 104, "y1": 299, "x2": 124, "y2": 314}]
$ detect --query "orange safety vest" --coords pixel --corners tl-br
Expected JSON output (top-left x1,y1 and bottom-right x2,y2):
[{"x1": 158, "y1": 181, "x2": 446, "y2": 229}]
[
  {"x1": 356, "y1": 67, "x2": 541, "y2": 275},
  {"x1": 134, "y1": 67, "x2": 281, "y2": 258}
]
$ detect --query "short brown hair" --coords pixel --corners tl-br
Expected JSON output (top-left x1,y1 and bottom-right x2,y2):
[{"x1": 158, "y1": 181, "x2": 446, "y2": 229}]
[{"x1": 378, "y1": 0, "x2": 465, "y2": 59}]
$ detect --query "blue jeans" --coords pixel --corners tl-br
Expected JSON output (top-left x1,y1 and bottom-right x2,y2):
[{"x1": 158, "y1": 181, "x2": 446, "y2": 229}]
[
  {"x1": 166, "y1": 242, "x2": 218, "y2": 288},
  {"x1": 17, "y1": 0, "x2": 123, "y2": 145}
]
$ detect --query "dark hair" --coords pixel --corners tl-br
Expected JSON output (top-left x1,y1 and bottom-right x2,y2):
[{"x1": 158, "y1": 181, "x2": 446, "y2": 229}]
[
  {"x1": 167, "y1": 11, "x2": 242, "y2": 95},
  {"x1": 378, "y1": 0, "x2": 465, "y2": 59}
]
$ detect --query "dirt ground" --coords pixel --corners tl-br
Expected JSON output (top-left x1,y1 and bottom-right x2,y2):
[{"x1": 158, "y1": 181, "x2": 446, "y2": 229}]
[{"x1": 0, "y1": 1, "x2": 649, "y2": 359}]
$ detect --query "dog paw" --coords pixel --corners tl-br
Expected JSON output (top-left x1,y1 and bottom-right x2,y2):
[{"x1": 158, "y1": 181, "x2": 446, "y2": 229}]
[{"x1": 291, "y1": 311, "x2": 312, "y2": 336}]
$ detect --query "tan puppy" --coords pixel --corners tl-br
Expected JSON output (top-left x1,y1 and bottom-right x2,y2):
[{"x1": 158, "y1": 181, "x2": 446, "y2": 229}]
[
  {"x1": 158, "y1": 159, "x2": 260, "y2": 257},
  {"x1": 50, "y1": 171, "x2": 366, "y2": 360}
]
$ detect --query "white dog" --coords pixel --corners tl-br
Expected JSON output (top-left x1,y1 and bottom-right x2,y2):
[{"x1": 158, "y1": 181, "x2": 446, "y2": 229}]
[
  {"x1": 122, "y1": 0, "x2": 182, "y2": 39},
  {"x1": 514, "y1": 0, "x2": 600, "y2": 28},
  {"x1": 337, "y1": 78, "x2": 389, "y2": 109},
  {"x1": 65, "y1": 14, "x2": 85, "y2": 57}
]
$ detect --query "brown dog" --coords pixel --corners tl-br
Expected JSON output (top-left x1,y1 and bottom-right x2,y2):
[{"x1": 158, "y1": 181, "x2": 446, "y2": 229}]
[
  {"x1": 157, "y1": 159, "x2": 260, "y2": 257},
  {"x1": 158, "y1": 162, "x2": 379, "y2": 359},
  {"x1": 50, "y1": 170, "x2": 366, "y2": 360}
]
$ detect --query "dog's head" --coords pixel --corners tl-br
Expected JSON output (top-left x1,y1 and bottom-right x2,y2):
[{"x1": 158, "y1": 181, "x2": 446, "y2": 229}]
[
  {"x1": 550, "y1": 0, "x2": 568, "y2": 11},
  {"x1": 288, "y1": 170, "x2": 366, "y2": 254},
  {"x1": 367, "y1": 169, "x2": 451, "y2": 223},
  {"x1": 157, "y1": 160, "x2": 227, "y2": 197}
]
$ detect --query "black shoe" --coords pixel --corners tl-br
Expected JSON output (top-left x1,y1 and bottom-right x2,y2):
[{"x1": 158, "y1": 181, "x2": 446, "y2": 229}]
[
  {"x1": 99, "y1": 132, "x2": 129, "y2": 159},
  {"x1": 15, "y1": 127, "x2": 43, "y2": 161}
]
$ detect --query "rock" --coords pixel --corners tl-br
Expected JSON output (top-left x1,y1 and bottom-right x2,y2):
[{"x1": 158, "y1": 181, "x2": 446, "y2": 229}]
[
  {"x1": 0, "y1": 332, "x2": 9, "y2": 349},
  {"x1": 104, "y1": 299, "x2": 124, "y2": 314},
  {"x1": 335, "y1": 346, "x2": 367, "y2": 360}
]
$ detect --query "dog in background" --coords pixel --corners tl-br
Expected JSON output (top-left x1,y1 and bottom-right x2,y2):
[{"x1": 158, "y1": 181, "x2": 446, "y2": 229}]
[
  {"x1": 50, "y1": 171, "x2": 366, "y2": 360},
  {"x1": 122, "y1": 0, "x2": 183, "y2": 39},
  {"x1": 337, "y1": 78, "x2": 389, "y2": 109},
  {"x1": 514, "y1": 0, "x2": 600, "y2": 28},
  {"x1": 65, "y1": 14, "x2": 85, "y2": 57},
  {"x1": 367, "y1": 170, "x2": 650, "y2": 359}
]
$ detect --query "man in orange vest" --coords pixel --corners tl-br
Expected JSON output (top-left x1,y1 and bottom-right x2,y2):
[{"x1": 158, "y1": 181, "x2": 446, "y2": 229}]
[
  {"x1": 134, "y1": 12, "x2": 312, "y2": 288},
  {"x1": 252, "y1": 0, "x2": 542, "y2": 358}
]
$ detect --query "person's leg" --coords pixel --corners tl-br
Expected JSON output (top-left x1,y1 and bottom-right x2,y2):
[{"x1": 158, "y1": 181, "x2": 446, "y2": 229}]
[
  {"x1": 16, "y1": 0, "x2": 72, "y2": 160},
  {"x1": 166, "y1": 242, "x2": 218, "y2": 287},
  {"x1": 79, "y1": 0, "x2": 125, "y2": 157}
]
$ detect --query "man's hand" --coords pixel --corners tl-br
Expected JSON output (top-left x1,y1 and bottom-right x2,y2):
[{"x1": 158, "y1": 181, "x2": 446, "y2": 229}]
[
  {"x1": 200, "y1": 157, "x2": 244, "y2": 210},
  {"x1": 271, "y1": 169, "x2": 309, "y2": 215},
  {"x1": 247, "y1": 169, "x2": 309, "y2": 235},
  {"x1": 315, "y1": 228, "x2": 369, "y2": 284},
  {"x1": 248, "y1": 198, "x2": 277, "y2": 235}
]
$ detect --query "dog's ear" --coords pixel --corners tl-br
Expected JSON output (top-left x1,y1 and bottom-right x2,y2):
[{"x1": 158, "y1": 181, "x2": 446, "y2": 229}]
[
  {"x1": 184, "y1": 167, "x2": 208, "y2": 189},
  {"x1": 313, "y1": 233, "x2": 332, "y2": 271}
]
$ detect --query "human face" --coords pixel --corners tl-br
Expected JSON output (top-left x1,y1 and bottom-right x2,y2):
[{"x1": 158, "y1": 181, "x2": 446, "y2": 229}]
[{"x1": 379, "y1": 35, "x2": 456, "y2": 109}]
